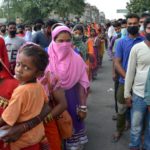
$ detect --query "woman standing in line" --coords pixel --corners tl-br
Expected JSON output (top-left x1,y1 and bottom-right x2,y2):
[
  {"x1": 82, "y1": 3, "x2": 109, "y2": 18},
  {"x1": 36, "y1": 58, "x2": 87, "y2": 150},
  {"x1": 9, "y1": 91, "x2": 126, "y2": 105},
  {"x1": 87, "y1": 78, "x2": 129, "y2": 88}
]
[{"x1": 47, "y1": 25, "x2": 90, "y2": 150}]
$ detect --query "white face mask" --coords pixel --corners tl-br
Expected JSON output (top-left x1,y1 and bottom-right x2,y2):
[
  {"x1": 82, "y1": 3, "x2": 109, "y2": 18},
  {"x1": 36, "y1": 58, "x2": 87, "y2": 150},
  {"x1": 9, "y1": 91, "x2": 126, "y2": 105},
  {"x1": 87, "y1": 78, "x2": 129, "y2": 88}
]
[{"x1": 139, "y1": 25, "x2": 144, "y2": 32}]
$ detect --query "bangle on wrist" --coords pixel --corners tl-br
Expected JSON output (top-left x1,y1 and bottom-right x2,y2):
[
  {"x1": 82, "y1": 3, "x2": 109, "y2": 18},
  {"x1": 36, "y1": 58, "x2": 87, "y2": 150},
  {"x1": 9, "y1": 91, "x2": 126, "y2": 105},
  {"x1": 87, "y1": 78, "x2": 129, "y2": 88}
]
[
  {"x1": 37, "y1": 116, "x2": 42, "y2": 123},
  {"x1": 79, "y1": 109, "x2": 87, "y2": 113},
  {"x1": 44, "y1": 113, "x2": 53, "y2": 124},
  {"x1": 23, "y1": 124, "x2": 28, "y2": 133},
  {"x1": 79, "y1": 105, "x2": 87, "y2": 109},
  {"x1": 78, "y1": 106, "x2": 88, "y2": 112}
]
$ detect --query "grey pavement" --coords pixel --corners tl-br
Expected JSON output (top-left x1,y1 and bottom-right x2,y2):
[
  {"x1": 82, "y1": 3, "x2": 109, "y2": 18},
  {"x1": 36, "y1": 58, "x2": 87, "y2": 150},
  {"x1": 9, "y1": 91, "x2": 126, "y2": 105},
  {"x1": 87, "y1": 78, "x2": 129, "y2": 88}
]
[{"x1": 84, "y1": 52, "x2": 129, "y2": 150}]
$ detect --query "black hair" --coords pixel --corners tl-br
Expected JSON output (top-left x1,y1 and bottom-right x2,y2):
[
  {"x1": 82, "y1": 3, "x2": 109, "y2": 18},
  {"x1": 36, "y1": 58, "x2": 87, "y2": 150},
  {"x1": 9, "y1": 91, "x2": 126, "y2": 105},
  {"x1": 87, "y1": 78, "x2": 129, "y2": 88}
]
[
  {"x1": 121, "y1": 19, "x2": 127, "y2": 25},
  {"x1": 126, "y1": 13, "x2": 140, "y2": 21},
  {"x1": 73, "y1": 24, "x2": 84, "y2": 34},
  {"x1": 7, "y1": 21, "x2": 16, "y2": 27},
  {"x1": 34, "y1": 19, "x2": 44, "y2": 25},
  {"x1": 25, "y1": 24, "x2": 32, "y2": 29},
  {"x1": 113, "y1": 21, "x2": 121, "y2": 28},
  {"x1": 51, "y1": 23, "x2": 65, "y2": 31},
  {"x1": 1, "y1": 24, "x2": 6, "y2": 28},
  {"x1": 144, "y1": 17, "x2": 150, "y2": 30},
  {"x1": 20, "y1": 44, "x2": 49, "y2": 72},
  {"x1": 54, "y1": 31, "x2": 71, "y2": 41},
  {"x1": 45, "y1": 19, "x2": 58, "y2": 28},
  {"x1": 141, "y1": 13, "x2": 150, "y2": 18},
  {"x1": 106, "y1": 22, "x2": 111, "y2": 28},
  {"x1": 117, "y1": 18, "x2": 123, "y2": 24},
  {"x1": 17, "y1": 24, "x2": 24, "y2": 29}
]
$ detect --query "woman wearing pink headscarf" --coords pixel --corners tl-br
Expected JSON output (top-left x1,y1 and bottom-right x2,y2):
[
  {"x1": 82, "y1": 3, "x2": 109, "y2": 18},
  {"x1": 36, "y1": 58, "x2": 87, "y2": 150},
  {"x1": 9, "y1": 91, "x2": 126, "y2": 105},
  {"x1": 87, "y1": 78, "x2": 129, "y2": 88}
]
[{"x1": 46, "y1": 25, "x2": 90, "y2": 150}]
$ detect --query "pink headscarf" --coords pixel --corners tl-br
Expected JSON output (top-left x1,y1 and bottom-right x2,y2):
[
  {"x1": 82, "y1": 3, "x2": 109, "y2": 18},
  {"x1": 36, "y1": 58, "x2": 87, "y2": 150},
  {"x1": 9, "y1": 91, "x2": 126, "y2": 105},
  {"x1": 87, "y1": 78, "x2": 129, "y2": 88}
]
[{"x1": 47, "y1": 25, "x2": 89, "y2": 90}]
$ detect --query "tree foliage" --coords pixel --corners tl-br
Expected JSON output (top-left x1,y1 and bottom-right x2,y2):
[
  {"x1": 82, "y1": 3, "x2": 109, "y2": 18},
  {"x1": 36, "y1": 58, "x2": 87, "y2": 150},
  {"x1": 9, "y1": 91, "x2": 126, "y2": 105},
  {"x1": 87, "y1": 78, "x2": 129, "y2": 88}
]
[
  {"x1": 1, "y1": 0, "x2": 86, "y2": 22},
  {"x1": 49, "y1": 0, "x2": 86, "y2": 18},
  {"x1": 126, "y1": 0, "x2": 150, "y2": 14}
]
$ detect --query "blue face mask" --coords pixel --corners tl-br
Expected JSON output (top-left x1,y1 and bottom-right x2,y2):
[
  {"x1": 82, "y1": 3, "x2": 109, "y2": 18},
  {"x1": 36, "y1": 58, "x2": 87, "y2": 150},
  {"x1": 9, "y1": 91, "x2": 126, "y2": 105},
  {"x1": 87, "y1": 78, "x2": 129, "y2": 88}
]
[
  {"x1": 116, "y1": 32, "x2": 121, "y2": 37},
  {"x1": 121, "y1": 28, "x2": 127, "y2": 37}
]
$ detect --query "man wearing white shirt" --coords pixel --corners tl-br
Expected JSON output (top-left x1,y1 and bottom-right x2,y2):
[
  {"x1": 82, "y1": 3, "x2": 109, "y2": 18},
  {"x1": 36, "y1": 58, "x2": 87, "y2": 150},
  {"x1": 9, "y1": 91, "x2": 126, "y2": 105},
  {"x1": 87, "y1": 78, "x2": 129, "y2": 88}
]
[{"x1": 124, "y1": 17, "x2": 150, "y2": 150}]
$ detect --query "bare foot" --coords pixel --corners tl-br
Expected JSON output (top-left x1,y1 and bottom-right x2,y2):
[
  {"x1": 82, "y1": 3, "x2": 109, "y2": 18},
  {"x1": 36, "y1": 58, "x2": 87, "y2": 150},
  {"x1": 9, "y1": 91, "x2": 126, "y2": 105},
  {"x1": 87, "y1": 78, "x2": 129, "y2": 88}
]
[{"x1": 112, "y1": 132, "x2": 122, "y2": 143}]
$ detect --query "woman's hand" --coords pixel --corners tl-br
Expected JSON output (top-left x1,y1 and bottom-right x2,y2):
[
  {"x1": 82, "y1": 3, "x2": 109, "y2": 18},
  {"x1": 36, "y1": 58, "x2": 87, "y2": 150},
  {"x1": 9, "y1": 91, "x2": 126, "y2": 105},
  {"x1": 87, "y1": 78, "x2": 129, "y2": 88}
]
[
  {"x1": 77, "y1": 110, "x2": 87, "y2": 121},
  {"x1": 0, "y1": 124, "x2": 24, "y2": 143}
]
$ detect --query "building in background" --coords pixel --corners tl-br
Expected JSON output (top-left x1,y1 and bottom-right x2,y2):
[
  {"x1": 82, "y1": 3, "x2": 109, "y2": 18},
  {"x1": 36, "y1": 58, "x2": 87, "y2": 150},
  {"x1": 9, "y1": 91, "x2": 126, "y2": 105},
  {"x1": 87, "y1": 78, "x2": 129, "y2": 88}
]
[
  {"x1": 49, "y1": 3, "x2": 106, "y2": 24},
  {"x1": 99, "y1": 12, "x2": 105, "y2": 24}
]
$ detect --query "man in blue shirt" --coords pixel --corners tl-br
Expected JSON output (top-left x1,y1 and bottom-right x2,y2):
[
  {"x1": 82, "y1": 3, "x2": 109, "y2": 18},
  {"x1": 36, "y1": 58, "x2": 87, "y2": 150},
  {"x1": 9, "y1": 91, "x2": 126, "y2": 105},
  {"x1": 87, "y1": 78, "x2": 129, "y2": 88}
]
[
  {"x1": 32, "y1": 19, "x2": 57, "y2": 49},
  {"x1": 112, "y1": 14, "x2": 144, "y2": 144}
]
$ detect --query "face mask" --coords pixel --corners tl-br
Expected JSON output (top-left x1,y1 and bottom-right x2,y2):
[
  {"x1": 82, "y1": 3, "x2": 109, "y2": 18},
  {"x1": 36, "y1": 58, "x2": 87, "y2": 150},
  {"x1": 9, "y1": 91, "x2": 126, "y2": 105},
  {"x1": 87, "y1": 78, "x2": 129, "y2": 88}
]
[
  {"x1": 127, "y1": 26, "x2": 139, "y2": 35},
  {"x1": 1, "y1": 29, "x2": 6, "y2": 34},
  {"x1": 121, "y1": 28, "x2": 127, "y2": 37},
  {"x1": 24, "y1": 31, "x2": 32, "y2": 42},
  {"x1": 145, "y1": 33, "x2": 150, "y2": 41},
  {"x1": 53, "y1": 41, "x2": 72, "y2": 60},
  {"x1": 73, "y1": 34, "x2": 83, "y2": 40},
  {"x1": 139, "y1": 25, "x2": 144, "y2": 32},
  {"x1": 116, "y1": 32, "x2": 121, "y2": 37},
  {"x1": 9, "y1": 30, "x2": 16, "y2": 37}
]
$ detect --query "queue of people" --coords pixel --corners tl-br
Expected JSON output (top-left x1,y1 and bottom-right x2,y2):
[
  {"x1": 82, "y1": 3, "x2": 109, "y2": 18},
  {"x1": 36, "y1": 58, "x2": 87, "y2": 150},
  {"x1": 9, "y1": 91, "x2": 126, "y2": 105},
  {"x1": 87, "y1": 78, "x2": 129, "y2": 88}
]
[
  {"x1": 0, "y1": 12, "x2": 150, "y2": 150},
  {"x1": 109, "y1": 13, "x2": 150, "y2": 150},
  {"x1": 0, "y1": 18, "x2": 106, "y2": 150}
]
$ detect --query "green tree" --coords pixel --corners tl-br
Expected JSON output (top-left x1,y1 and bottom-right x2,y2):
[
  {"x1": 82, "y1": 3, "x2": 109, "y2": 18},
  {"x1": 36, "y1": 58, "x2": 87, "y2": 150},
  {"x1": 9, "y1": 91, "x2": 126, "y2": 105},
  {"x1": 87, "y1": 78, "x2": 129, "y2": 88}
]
[
  {"x1": 49, "y1": 0, "x2": 85, "y2": 18},
  {"x1": 126, "y1": 0, "x2": 150, "y2": 14},
  {"x1": 2, "y1": 0, "x2": 50, "y2": 22},
  {"x1": 1, "y1": 0, "x2": 86, "y2": 22}
]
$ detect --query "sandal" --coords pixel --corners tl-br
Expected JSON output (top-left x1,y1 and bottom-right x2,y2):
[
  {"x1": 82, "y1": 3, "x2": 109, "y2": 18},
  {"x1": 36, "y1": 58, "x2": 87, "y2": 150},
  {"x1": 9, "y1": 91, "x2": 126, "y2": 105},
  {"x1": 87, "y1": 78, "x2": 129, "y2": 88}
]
[{"x1": 112, "y1": 132, "x2": 122, "y2": 143}]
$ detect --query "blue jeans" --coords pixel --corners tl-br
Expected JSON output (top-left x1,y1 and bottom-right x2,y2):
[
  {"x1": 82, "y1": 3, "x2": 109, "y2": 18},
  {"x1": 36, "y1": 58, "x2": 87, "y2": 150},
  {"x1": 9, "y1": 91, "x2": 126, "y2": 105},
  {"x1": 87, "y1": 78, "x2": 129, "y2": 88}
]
[{"x1": 130, "y1": 93, "x2": 150, "y2": 149}]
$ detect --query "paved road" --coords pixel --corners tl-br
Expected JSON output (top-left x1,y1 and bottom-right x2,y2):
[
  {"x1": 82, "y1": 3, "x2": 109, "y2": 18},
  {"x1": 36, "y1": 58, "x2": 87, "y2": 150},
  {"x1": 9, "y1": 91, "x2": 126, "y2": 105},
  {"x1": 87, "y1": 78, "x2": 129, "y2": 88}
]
[{"x1": 84, "y1": 53, "x2": 129, "y2": 150}]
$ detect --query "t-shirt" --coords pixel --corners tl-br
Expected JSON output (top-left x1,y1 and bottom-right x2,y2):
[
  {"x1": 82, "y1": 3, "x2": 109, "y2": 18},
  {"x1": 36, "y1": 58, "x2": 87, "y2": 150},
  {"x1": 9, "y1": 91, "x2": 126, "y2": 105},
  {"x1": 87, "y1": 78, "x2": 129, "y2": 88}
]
[
  {"x1": 2, "y1": 83, "x2": 48, "y2": 149},
  {"x1": 108, "y1": 25, "x2": 115, "y2": 39},
  {"x1": 5, "y1": 36, "x2": 25, "y2": 73},
  {"x1": 32, "y1": 31, "x2": 51, "y2": 49},
  {"x1": 124, "y1": 41, "x2": 150, "y2": 98},
  {"x1": 109, "y1": 34, "x2": 121, "y2": 55},
  {"x1": 5, "y1": 36, "x2": 25, "y2": 62},
  {"x1": 115, "y1": 35, "x2": 144, "y2": 84}
]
